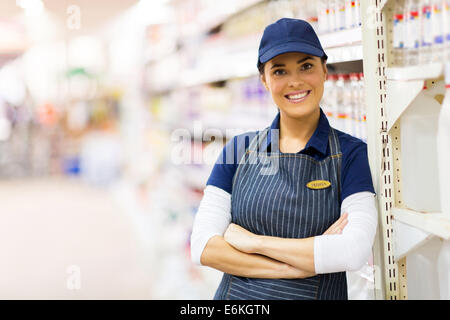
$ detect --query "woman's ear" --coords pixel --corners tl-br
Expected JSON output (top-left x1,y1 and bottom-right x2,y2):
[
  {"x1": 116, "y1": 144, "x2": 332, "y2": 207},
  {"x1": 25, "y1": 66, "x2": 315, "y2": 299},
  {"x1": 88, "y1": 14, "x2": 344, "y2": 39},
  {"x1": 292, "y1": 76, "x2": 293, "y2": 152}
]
[
  {"x1": 322, "y1": 62, "x2": 328, "y2": 80},
  {"x1": 260, "y1": 74, "x2": 269, "y2": 91}
]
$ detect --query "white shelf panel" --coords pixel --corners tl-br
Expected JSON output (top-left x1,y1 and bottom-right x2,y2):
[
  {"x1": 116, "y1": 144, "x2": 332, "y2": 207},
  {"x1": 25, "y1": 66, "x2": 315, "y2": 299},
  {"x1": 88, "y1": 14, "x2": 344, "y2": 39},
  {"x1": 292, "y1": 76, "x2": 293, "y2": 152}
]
[
  {"x1": 386, "y1": 63, "x2": 444, "y2": 81},
  {"x1": 179, "y1": 48, "x2": 258, "y2": 88},
  {"x1": 201, "y1": 0, "x2": 265, "y2": 33},
  {"x1": 148, "y1": 27, "x2": 364, "y2": 93},
  {"x1": 320, "y1": 27, "x2": 362, "y2": 49},
  {"x1": 326, "y1": 44, "x2": 363, "y2": 64},
  {"x1": 385, "y1": 79, "x2": 423, "y2": 132},
  {"x1": 392, "y1": 218, "x2": 434, "y2": 260},
  {"x1": 392, "y1": 208, "x2": 450, "y2": 240}
]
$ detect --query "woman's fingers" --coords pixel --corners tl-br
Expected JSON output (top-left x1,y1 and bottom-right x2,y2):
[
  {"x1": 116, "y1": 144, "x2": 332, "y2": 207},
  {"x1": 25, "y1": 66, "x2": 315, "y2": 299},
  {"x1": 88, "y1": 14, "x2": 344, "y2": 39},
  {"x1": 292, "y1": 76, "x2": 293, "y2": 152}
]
[
  {"x1": 224, "y1": 223, "x2": 258, "y2": 253},
  {"x1": 323, "y1": 212, "x2": 349, "y2": 235}
]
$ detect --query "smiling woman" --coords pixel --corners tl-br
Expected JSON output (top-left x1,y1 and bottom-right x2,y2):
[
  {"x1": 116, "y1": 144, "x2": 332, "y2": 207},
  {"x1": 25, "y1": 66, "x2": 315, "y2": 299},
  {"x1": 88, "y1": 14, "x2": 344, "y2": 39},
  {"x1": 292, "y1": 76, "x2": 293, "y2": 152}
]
[
  {"x1": 260, "y1": 52, "x2": 327, "y2": 153},
  {"x1": 190, "y1": 18, "x2": 377, "y2": 300},
  {"x1": 262, "y1": 54, "x2": 326, "y2": 111}
]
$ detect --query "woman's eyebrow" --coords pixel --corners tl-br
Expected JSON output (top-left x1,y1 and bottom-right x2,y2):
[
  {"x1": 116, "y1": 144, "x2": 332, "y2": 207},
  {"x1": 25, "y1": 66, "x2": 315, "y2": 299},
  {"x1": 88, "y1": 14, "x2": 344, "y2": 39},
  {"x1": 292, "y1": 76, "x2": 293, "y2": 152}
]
[
  {"x1": 270, "y1": 56, "x2": 314, "y2": 69},
  {"x1": 271, "y1": 63, "x2": 285, "y2": 69},
  {"x1": 297, "y1": 56, "x2": 314, "y2": 64}
]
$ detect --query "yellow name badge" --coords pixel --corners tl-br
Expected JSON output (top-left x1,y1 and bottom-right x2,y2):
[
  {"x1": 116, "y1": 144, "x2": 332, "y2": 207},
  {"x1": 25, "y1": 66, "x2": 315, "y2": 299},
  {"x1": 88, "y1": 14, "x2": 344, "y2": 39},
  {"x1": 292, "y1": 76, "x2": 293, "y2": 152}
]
[{"x1": 306, "y1": 180, "x2": 331, "y2": 190}]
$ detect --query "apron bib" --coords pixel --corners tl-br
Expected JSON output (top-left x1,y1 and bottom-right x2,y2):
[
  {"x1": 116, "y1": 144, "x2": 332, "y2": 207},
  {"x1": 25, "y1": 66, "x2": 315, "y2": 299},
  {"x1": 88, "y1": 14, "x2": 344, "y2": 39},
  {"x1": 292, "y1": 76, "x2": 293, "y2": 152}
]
[{"x1": 214, "y1": 126, "x2": 347, "y2": 300}]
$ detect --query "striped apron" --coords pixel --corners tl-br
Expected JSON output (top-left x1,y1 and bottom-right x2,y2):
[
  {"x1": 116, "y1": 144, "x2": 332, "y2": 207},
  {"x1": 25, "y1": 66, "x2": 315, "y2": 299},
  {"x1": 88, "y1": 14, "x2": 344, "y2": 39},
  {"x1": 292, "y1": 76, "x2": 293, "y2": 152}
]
[{"x1": 214, "y1": 126, "x2": 347, "y2": 300}]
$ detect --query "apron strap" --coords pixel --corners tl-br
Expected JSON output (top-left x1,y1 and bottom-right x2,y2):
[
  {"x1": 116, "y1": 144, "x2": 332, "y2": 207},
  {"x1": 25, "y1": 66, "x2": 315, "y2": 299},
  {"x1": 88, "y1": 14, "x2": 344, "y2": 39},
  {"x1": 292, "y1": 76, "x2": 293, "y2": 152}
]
[
  {"x1": 247, "y1": 127, "x2": 270, "y2": 153},
  {"x1": 328, "y1": 128, "x2": 342, "y2": 156},
  {"x1": 243, "y1": 124, "x2": 341, "y2": 159}
]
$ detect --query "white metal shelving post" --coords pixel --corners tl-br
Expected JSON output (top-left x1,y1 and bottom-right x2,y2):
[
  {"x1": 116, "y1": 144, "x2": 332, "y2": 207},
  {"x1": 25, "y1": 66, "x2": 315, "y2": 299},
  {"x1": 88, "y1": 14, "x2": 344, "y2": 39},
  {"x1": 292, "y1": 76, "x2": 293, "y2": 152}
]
[
  {"x1": 361, "y1": 0, "x2": 450, "y2": 300},
  {"x1": 361, "y1": 0, "x2": 403, "y2": 300}
]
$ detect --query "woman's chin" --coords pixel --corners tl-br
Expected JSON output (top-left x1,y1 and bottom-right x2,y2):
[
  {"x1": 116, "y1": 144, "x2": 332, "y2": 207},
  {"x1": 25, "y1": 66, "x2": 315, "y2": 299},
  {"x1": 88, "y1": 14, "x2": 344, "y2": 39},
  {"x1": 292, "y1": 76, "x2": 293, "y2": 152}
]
[{"x1": 279, "y1": 105, "x2": 319, "y2": 120}]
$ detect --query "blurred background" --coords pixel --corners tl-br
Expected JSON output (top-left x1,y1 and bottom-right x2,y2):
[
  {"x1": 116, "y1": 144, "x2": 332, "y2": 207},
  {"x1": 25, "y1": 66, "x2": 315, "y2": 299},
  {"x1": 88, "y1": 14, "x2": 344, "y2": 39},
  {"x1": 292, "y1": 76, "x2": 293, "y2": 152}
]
[{"x1": 0, "y1": 0, "x2": 371, "y2": 299}]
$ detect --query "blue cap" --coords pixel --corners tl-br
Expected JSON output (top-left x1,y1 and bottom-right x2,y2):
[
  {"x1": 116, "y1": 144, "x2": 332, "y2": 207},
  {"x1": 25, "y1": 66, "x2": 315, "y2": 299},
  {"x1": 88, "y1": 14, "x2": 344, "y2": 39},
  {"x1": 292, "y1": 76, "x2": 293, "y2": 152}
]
[{"x1": 257, "y1": 18, "x2": 328, "y2": 69}]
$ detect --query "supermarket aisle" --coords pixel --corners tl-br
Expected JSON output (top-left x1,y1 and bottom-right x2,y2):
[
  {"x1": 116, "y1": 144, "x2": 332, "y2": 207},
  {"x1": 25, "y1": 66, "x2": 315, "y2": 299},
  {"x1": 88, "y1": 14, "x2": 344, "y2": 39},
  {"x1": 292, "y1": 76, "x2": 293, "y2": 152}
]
[{"x1": 0, "y1": 178, "x2": 153, "y2": 299}]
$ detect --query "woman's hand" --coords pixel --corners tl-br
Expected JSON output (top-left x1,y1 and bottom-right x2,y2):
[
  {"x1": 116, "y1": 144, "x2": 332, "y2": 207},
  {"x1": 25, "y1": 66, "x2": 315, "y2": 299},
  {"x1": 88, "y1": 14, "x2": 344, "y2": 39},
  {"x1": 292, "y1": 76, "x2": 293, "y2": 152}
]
[
  {"x1": 224, "y1": 223, "x2": 259, "y2": 254},
  {"x1": 322, "y1": 212, "x2": 348, "y2": 235},
  {"x1": 223, "y1": 224, "x2": 315, "y2": 279},
  {"x1": 223, "y1": 213, "x2": 348, "y2": 278},
  {"x1": 224, "y1": 212, "x2": 349, "y2": 253}
]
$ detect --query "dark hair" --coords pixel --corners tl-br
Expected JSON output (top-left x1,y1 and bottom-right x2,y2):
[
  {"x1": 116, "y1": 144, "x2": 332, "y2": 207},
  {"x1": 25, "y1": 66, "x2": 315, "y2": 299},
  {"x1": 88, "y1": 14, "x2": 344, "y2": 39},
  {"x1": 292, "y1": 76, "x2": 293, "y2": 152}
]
[{"x1": 258, "y1": 55, "x2": 328, "y2": 75}]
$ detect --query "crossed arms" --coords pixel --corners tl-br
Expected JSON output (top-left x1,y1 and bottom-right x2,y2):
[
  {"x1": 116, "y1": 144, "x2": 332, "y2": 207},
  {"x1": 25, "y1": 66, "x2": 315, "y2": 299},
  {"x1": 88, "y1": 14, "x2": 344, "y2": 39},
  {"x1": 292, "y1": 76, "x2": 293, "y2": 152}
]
[{"x1": 191, "y1": 186, "x2": 377, "y2": 279}]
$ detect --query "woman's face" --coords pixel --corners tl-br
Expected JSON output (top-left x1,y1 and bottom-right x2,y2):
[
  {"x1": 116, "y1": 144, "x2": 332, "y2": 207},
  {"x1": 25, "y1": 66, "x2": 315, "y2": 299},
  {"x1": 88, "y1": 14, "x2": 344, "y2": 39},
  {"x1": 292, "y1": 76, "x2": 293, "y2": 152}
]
[{"x1": 261, "y1": 52, "x2": 327, "y2": 120}]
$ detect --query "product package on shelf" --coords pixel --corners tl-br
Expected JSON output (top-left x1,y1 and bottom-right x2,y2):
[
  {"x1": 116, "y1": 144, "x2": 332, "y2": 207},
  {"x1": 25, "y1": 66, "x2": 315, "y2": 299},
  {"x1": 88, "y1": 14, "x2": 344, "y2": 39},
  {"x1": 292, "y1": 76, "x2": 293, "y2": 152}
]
[
  {"x1": 400, "y1": 76, "x2": 445, "y2": 213},
  {"x1": 438, "y1": 63, "x2": 450, "y2": 215},
  {"x1": 392, "y1": 0, "x2": 449, "y2": 67},
  {"x1": 322, "y1": 72, "x2": 367, "y2": 141},
  {"x1": 393, "y1": 0, "x2": 407, "y2": 66},
  {"x1": 317, "y1": 0, "x2": 361, "y2": 34}
]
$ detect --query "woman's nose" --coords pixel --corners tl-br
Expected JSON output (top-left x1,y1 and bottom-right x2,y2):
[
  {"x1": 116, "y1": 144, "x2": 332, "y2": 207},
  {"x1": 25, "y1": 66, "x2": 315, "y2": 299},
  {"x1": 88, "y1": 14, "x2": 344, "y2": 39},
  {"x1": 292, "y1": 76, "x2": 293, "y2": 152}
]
[{"x1": 288, "y1": 76, "x2": 304, "y2": 88}]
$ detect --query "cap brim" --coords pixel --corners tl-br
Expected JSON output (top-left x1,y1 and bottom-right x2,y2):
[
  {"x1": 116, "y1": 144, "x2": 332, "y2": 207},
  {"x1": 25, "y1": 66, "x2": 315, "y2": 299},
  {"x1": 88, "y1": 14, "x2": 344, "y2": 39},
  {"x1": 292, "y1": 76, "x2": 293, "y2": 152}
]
[{"x1": 259, "y1": 42, "x2": 327, "y2": 65}]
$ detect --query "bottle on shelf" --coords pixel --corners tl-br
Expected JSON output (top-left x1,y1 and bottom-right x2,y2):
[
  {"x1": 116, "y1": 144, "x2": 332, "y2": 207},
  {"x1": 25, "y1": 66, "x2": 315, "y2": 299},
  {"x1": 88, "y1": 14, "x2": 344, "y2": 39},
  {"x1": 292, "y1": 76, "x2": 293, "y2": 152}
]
[
  {"x1": 318, "y1": 0, "x2": 331, "y2": 34},
  {"x1": 336, "y1": 0, "x2": 347, "y2": 31},
  {"x1": 324, "y1": 73, "x2": 365, "y2": 138},
  {"x1": 350, "y1": 73, "x2": 361, "y2": 139},
  {"x1": 335, "y1": 74, "x2": 352, "y2": 134},
  {"x1": 405, "y1": 0, "x2": 422, "y2": 66},
  {"x1": 316, "y1": 0, "x2": 362, "y2": 34},
  {"x1": 431, "y1": 0, "x2": 445, "y2": 62},
  {"x1": 343, "y1": 74, "x2": 354, "y2": 135},
  {"x1": 329, "y1": 0, "x2": 337, "y2": 32},
  {"x1": 345, "y1": 0, "x2": 355, "y2": 29},
  {"x1": 355, "y1": 0, "x2": 362, "y2": 27},
  {"x1": 334, "y1": 73, "x2": 343, "y2": 132},
  {"x1": 393, "y1": 0, "x2": 406, "y2": 66},
  {"x1": 358, "y1": 72, "x2": 367, "y2": 143},
  {"x1": 323, "y1": 74, "x2": 334, "y2": 127},
  {"x1": 445, "y1": 0, "x2": 450, "y2": 60},
  {"x1": 421, "y1": 0, "x2": 434, "y2": 64},
  {"x1": 438, "y1": 63, "x2": 450, "y2": 216}
]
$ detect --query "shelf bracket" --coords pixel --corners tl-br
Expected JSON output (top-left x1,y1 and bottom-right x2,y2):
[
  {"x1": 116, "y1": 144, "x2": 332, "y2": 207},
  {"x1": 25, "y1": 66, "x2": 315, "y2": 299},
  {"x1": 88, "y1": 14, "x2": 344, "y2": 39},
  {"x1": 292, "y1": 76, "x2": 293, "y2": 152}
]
[
  {"x1": 392, "y1": 218, "x2": 435, "y2": 260},
  {"x1": 385, "y1": 79, "x2": 423, "y2": 132}
]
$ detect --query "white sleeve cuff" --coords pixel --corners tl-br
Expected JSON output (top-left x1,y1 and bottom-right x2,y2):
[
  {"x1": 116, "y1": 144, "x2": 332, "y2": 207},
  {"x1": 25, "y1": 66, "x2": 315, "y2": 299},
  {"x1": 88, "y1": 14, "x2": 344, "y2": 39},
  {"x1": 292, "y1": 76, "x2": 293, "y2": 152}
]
[
  {"x1": 314, "y1": 191, "x2": 378, "y2": 274},
  {"x1": 190, "y1": 185, "x2": 232, "y2": 265}
]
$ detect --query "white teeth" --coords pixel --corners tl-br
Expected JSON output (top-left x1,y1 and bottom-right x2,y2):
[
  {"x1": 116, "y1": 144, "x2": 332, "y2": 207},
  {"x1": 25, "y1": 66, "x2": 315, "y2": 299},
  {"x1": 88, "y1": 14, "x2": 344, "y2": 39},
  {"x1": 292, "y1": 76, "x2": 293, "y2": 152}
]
[{"x1": 287, "y1": 91, "x2": 309, "y2": 100}]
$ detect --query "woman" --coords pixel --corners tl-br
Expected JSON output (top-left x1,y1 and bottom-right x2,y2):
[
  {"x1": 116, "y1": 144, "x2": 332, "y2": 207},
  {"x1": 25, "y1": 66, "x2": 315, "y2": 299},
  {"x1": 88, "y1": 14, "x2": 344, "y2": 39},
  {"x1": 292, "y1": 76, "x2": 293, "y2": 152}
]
[{"x1": 190, "y1": 18, "x2": 377, "y2": 300}]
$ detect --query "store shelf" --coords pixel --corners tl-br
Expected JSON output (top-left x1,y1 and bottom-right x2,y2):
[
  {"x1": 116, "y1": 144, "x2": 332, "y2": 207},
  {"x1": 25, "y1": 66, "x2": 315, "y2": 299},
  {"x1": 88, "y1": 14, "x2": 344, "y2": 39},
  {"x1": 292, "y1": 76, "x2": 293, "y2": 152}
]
[
  {"x1": 326, "y1": 44, "x2": 363, "y2": 64},
  {"x1": 205, "y1": 0, "x2": 267, "y2": 33},
  {"x1": 385, "y1": 79, "x2": 423, "y2": 132},
  {"x1": 178, "y1": 46, "x2": 258, "y2": 88},
  {"x1": 369, "y1": 0, "x2": 450, "y2": 300},
  {"x1": 392, "y1": 217, "x2": 434, "y2": 260},
  {"x1": 392, "y1": 208, "x2": 450, "y2": 240},
  {"x1": 386, "y1": 63, "x2": 444, "y2": 81},
  {"x1": 319, "y1": 28, "x2": 363, "y2": 63},
  {"x1": 147, "y1": 25, "x2": 364, "y2": 94},
  {"x1": 385, "y1": 63, "x2": 444, "y2": 132},
  {"x1": 320, "y1": 27, "x2": 362, "y2": 49},
  {"x1": 385, "y1": 66, "x2": 445, "y2": 132}
]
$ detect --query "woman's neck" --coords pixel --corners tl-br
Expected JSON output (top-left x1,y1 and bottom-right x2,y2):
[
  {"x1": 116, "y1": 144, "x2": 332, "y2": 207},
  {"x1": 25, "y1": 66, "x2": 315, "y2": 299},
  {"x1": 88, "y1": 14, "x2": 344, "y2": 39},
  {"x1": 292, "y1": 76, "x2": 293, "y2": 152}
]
[{"x1": 278, "y1": 108, "x2": 321, "y2": 153}]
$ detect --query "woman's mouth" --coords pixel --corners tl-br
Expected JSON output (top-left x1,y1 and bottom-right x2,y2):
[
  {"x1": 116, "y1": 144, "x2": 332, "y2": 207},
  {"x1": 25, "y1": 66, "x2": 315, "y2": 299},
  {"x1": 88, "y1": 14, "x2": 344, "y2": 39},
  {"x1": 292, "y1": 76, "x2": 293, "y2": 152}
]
[{"x1": 284, "y1": 90, "x2": 311, "y2": 103}]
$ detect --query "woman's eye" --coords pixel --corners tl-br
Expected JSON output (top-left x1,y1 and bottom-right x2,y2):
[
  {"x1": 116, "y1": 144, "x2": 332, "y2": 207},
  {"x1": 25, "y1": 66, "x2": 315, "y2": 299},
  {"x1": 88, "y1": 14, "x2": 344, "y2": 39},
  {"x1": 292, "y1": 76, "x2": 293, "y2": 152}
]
[
  {"x1": 301, "y1": 63, "x2": 313, "y2": 71},
  {"x1": 273, "y1": 69, "x2": 286, "y2": 76}
]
